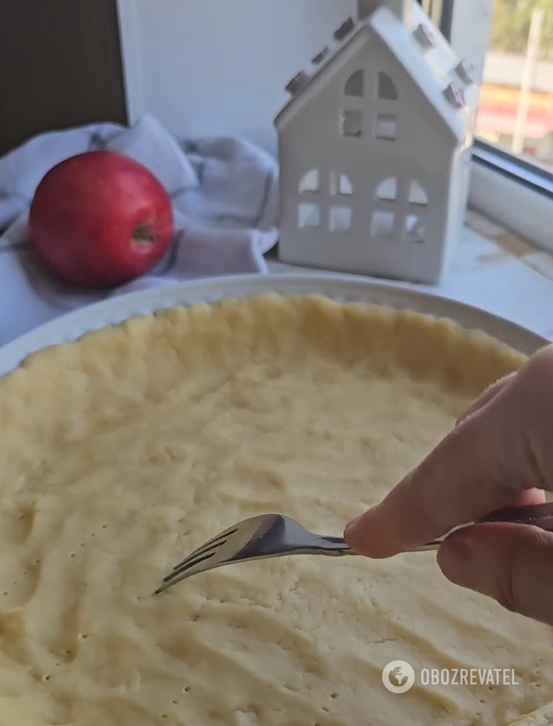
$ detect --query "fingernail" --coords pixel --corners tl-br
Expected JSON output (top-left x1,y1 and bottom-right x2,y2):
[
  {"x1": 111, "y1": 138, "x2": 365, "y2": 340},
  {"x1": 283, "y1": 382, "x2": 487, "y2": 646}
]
[
  {"x1": 345, "y1": 514, "x2": 362, "y2": 535},
  {"x1": 345, "y1": 505, "x2": 382, "y2": 537},
  {"x1": 438, "y1": 537, "x2": 475, "y2": 587}
]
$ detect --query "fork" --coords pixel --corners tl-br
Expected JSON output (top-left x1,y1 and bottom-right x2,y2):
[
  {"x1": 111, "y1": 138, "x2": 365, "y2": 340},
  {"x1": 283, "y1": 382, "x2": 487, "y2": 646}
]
[{"x1": 154, "y1": 503, "x2": 553, "y2": 594}]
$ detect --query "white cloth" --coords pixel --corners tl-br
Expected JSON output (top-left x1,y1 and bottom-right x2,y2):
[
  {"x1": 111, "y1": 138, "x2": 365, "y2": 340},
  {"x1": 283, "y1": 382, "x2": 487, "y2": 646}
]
[{"x1": 0, "y1": 115, "x2": 279, "y2": 346}]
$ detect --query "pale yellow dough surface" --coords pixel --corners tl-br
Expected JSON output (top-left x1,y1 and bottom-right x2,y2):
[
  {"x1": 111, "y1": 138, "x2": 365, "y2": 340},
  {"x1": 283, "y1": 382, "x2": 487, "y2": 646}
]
[{"x1": 0, "y1": 294, "x2": 552, "y2": 726}]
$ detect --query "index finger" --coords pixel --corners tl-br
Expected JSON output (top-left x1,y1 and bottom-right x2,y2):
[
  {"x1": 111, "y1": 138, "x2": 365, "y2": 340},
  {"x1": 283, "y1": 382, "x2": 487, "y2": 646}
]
[{"x1": 344, "y1": 390, "x2": 542, "y2": 558}]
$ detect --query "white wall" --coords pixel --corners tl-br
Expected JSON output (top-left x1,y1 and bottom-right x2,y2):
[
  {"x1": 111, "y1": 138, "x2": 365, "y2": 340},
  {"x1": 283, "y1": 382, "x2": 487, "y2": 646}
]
[
  {"x1": 117, "y1": 0, "x2": 356, "y2": 156},
  {"x1": 117, "y1": 0, "x2": 492, "y2": 156}
]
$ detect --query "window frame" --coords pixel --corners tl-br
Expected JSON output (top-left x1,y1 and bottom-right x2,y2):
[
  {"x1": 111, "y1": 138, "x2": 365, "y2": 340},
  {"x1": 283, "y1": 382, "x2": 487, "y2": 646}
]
[{"x1": 431, "y1": 0, "x2": 553, "y2": 252}]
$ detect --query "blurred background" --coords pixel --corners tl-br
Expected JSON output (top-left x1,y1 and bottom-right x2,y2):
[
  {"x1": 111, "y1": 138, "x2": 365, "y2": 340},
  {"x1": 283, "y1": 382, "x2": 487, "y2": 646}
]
[
  {"x1": 477, "y1": 0, "x2": 553, "y2": 172},
  {"x1": 0, "y1": 0, "x2": 551, "y2": 171}
]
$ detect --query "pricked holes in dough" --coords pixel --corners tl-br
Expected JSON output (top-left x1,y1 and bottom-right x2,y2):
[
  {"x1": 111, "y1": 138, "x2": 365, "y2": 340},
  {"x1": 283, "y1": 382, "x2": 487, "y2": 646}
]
[
  {"x1": 76, "y1": 523, "x2": 108, "y2": 549},
  {"x1": 0, "y1": 563, "x2": 39, "y2": 603}
]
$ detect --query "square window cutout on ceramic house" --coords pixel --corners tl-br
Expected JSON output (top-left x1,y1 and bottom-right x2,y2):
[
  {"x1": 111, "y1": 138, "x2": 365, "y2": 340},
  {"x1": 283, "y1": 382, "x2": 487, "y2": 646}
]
[
  {"x1": 375, "y1": 113, "x2": 397, "y2": 140},
  {"x1": 370, "y1": 211, "x2": 395, "y2": 238},
  {"x1": 405, "y1": 214, "x2": 427, "y2": 242},
  {"x1": 276, "y1": 0, "x2": 479, "y2": 284},
  {"x1": 330, "y1": 206, "x2": 353, "y2": 231},
  {"x1": 341, "y1": 110, "x2": 363, "y2": 137},
  {"x1": 298, "y1": 203, "x2": 320, "y2": 228}
]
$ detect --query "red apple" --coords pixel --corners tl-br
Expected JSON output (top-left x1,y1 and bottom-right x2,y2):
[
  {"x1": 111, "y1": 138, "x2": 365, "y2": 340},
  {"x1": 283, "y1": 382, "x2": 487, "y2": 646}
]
[{"x1": 29, "y1": 151, "x2": 175, "y2": 287}]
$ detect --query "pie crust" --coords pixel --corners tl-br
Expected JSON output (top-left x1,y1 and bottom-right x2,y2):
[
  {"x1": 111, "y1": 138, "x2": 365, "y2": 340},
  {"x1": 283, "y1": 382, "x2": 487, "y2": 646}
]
[{"x1": 0, "y1": 294, "x2": 551, "y2": 726}]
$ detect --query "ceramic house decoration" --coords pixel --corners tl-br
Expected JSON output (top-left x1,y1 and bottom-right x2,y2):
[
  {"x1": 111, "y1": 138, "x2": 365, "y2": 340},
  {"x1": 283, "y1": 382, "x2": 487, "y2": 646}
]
[{"x1": 275, "y1": 0, "x2": 479, "y2": 284}]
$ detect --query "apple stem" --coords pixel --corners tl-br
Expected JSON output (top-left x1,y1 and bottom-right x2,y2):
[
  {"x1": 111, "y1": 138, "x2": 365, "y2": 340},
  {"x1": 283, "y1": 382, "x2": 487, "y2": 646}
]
[{"x1": 133, "y1": 225, "x2": 155, "y2": 248}]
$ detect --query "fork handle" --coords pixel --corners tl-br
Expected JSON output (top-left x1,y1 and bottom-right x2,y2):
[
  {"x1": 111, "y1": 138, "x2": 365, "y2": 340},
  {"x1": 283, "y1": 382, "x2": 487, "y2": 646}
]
[
  {"x1": 335, "y1": 502, "x2": 553, "y2": 555},
  {"x1": 481, "y1": 501, "x2": 553, "y2": 528},
  {"x1": 414, "y1": 502, "x2": 553, "y2": 552}
]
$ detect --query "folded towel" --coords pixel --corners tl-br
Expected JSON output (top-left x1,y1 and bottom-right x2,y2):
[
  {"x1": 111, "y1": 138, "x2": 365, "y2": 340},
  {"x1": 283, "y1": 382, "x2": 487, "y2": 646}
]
[{"x1": 0, "y1": 115, "x2": 279, "y2": 346}]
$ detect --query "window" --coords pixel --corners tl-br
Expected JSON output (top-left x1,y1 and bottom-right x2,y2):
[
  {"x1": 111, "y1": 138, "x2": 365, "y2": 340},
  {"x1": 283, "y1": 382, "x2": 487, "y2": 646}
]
[
  {"x1": 298, "y1": 169, "x2": 320, "y2": 193},
  {"x1": 344, "y1": 69, "x2": 364, "y2": 97},
  {"x1": 371, "y1": 211, "x2": 395, "y2": 238},
  {"x1": 375, "y1": 113, "x2": 397, "y2": 141},
  {"x1": 376, "y1": 177, "x2": 398, "y2": 201},
  {"x1": 408, "y1": 180, "x2": 429, "y2": 206},
  {"x1": 377, "y1": 72, "x2": 398, "y2": 101},
  {"x1": 371, "y1": 177, "x2": 429, "y2": 243},
  {"x1": 444, "y1": 0, "x2": 553, "y2": 250},
  {"x1": 297, "y1": 170, "x2": 353, "y2": 230},
  {"x1": 330, "y1": 206, "x2": 353, "y2": 231},
  {"x1": 404, "y1": 215, "x2": 427, "y2": 243},
  {"x1": 298, "y1": 203, "x2": 320, "y2": 228},
  {"x1": 475, "y1": 2, "x2": 553, "y2": 173},
  {"x1": 341, "y1": 109, "x2": 363, "y2": 137},
  {"x1": 330, "y1": 171, "x2": 353, "y2": 196}
]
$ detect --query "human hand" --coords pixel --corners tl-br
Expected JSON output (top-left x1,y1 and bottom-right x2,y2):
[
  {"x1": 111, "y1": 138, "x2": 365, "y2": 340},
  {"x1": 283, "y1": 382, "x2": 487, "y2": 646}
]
[{"x1": 344, "y1": 346, "x2": 553, "y2": 624}]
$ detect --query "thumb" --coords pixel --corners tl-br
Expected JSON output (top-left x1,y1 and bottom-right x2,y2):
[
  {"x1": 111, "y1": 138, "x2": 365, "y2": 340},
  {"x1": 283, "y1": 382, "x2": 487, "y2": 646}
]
[{"x1": 438, "y1": 523, "x2": 553, "y2": 625}]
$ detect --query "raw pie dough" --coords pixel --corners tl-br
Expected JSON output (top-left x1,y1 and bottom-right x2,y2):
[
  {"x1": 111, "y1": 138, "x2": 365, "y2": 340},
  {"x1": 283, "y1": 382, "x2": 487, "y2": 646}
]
[{"x1": 0, "y1": 294, "x2": 552, "y2": 726}]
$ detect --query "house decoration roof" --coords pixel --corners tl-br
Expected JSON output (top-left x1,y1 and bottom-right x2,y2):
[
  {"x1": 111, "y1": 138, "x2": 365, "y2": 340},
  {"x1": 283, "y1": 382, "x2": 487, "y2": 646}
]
[
  {"x1": 454, "y1": 60, "x2": 473, "y2": 86},
  {"x1": 413, "y1": 22, "x2": 436, "y2": 49},
  {"x1": 444, "y1": 82, "x2": 466, "y2": 108},
  {"x1": 275, "y1": 2, "x2": 478, "y2": 144}
]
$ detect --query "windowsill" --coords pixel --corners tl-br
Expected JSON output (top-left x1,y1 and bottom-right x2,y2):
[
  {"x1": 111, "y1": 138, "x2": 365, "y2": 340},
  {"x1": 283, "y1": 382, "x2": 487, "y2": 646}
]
[{"x1": 265, "y1": 209, "x2": 553, "y2": 342}]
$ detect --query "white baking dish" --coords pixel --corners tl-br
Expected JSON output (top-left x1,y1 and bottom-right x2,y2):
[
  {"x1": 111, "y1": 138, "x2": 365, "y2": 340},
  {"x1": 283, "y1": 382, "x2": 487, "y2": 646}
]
[{"x1": 0, "y1": 273, "x2": 547, "y2": 377}]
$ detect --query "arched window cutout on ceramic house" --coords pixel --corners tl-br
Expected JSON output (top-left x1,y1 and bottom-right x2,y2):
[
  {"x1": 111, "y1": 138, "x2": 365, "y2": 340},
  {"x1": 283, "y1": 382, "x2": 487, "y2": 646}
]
[
  {"x1": 344, "y1": 69, "x2": 364, "y2": 97},
  {"x1": 331, "y1": 171, "x2": 354, "y2": 196},
  {"x1": 377, "y1": 72, "x2": 398, "y2": 101},
  {"x1": 298, "y1": 169, "x2": 320, "y2": 193},
  {"x1": 375, "y1": 177, "x2": 397, "y2": 201},
  {"x1": 408, "y1": 180, "x2": 429, "y2": 206}
]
